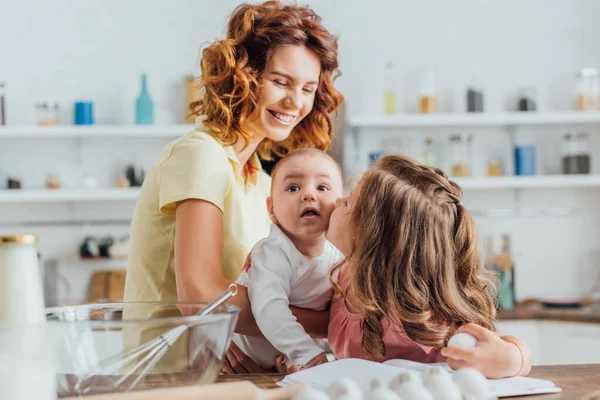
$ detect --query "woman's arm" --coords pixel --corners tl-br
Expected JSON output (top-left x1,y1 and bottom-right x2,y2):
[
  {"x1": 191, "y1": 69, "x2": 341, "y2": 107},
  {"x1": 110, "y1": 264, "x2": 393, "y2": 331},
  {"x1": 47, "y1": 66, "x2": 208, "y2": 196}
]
[
  {"x1": 291, "y1": 307, "x2": 329, "y2": 338},
  {"x1": 174, "y1": 198, "x2": 261, "y2": 336}
]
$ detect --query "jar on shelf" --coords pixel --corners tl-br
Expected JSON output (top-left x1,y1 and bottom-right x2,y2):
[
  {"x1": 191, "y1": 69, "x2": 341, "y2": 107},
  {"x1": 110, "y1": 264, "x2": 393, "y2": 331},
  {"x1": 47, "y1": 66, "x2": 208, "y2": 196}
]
[
  {"x1": 517, "y1": 87, "x2": 537, "y2": 112},
  {"x1": 575, "y1": 68, "x2": 600, "y2": 111},
  {"x1": 383, "y1": 62, "x2": 396, "y2": 115},
  {"x1": 419, "y1": 67, "x2": 438, "y2": 114},
  {"x1": 486, "y1": 158, "x2": 502, "y2": 176},
  {"x1": 449, "y1": 133, "x2": 472, "y2": 177},
  {"x1": 562, "y1": 132, "x2": 591, "y2": 174},
  {"x1": 418, "y1": 137, "x2": 439, "y2": 168}
]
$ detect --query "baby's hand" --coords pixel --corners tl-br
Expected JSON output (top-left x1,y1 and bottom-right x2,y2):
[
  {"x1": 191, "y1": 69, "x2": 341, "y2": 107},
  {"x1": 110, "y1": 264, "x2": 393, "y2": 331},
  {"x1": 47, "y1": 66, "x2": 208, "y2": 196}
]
[
  {"x1": 441, "y1": 323, "x2": 522, "y2": 379},
  {"x1": 301, "y1": 352, "x2": 329, "y2": 370}
]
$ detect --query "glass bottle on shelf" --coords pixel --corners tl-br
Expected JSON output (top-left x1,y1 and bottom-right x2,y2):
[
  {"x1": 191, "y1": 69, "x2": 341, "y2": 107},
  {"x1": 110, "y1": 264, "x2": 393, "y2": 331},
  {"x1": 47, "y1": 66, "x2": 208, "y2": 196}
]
[
  {"x1": 575, "y1": 68, "x2": 600, "y2": 111},
  {"x1": 466, "y1": 74, "x2": 484, "y2": 113},
  {"x1": 135, "y1": 73, "x2": 154, "y2": 124},
  {"x1": 418, "y1": 137, "x2": 438, "y2": 168},
  {"x1": 486, "y1": 158, "x2": 502, "y2": 176},
  {"x1": 562, "y1": 132, "x2": 591, "y2": 174},
  {"x1": 493, "y1": 235, "x2": 516, "y2": 311},
  {"x1": 0, "y1": 82, "x2": 6, "y2": 125},
  {"x1": 383, "y1": 62, "x2": 396, "y2": 115},
  {"x1": 419, "y1": 67, "x2": 438, "y2": 113},
  {"x1": 517, "y1": 87, "x2": 537, "y2": 111},
  {"x1": 449, "y1": 133, "x2": 472, "y2": 177}
]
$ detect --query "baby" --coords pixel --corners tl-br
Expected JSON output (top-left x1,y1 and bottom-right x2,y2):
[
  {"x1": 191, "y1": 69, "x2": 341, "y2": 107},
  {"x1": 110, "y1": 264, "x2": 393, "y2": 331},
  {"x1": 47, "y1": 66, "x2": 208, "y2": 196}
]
[{"x1": 232, "y1": 148, "x2": 344, "y2": 368}]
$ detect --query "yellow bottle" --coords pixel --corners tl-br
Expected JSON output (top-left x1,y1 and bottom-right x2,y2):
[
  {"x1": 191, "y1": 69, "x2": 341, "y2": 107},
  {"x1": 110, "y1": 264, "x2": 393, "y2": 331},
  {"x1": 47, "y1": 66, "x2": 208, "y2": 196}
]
[{"x1": 384, "y1": 62, "x2": 396, "y2": 115}]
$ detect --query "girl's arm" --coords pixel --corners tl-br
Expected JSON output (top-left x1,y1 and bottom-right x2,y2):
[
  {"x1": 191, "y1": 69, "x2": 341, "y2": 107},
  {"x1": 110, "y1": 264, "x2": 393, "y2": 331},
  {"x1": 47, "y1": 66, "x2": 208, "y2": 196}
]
[
  {"x1": 441, "y1": 323, "x2": 532, "y2": 378},
  {"x1": 499, "y1": 334, "x2": 532, "y2": 376}
]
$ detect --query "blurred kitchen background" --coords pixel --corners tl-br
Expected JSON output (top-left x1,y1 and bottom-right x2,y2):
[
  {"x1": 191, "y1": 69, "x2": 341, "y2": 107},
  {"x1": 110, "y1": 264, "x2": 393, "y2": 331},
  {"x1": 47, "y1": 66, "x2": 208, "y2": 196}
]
[{"x1": 2, "y1": 0, "x2": 600, "y2": 364}]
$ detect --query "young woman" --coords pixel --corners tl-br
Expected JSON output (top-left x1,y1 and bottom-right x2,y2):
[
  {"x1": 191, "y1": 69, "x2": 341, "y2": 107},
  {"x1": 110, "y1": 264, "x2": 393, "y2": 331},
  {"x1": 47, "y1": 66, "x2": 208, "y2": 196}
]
[{"x1": 124, "y1": 0, "x2": 343, "y2": 342}]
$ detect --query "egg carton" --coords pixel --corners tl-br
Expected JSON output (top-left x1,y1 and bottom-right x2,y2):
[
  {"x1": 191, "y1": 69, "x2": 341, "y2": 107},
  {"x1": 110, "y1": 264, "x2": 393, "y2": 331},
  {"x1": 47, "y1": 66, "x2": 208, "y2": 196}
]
[{"x1": 292, "y1": 366, "x2": 496, "y2": 400}]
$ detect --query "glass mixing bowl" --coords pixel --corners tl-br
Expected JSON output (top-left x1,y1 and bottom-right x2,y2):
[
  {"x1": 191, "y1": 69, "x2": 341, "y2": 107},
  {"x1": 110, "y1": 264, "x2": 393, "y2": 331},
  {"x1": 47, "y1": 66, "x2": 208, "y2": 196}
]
[{"x1": 46, "y1": 302, "x2": 239, "y2": 397}]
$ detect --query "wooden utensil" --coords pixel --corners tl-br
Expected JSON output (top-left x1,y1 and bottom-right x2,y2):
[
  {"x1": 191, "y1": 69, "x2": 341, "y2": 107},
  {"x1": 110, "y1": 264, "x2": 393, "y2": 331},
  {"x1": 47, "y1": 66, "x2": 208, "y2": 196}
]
[{"x1": 62, "y1": 381, "x2": 305, "y2": 400}]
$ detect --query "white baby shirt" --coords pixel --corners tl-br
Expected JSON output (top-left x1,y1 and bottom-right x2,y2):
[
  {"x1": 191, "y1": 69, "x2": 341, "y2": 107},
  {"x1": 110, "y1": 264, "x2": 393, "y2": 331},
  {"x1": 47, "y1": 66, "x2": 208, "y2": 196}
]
[{"x1": 232, "y1": 224, "x2": 343, "y2": 368}]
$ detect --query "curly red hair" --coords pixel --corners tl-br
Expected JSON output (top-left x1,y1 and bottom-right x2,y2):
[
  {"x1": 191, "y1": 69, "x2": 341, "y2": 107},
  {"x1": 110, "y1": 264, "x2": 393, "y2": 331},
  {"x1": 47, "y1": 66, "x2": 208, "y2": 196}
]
[{"x1": 190, "y1": 0, "x2": 344, "y2": 160}]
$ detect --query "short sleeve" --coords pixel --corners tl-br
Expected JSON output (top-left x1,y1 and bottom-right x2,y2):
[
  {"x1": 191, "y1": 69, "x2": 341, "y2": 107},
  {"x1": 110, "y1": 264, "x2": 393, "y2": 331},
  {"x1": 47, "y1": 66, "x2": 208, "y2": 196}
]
[{"x1": 157, "y1": 137, "x2": 231, "y2": 215}]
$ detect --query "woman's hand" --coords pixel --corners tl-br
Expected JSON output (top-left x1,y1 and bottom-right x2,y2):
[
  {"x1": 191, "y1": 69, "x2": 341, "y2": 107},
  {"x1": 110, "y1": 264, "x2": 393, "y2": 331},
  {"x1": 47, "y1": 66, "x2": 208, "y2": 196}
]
[
  {"x1": 221, "y1": 342, "x2": 297, "y2": 374},
  {"x1": 301, "y1": 352, "x2": 328, "y2": 369},
  {"x1": 441, "y1": 323, "x2": 523, "y2": 379}
]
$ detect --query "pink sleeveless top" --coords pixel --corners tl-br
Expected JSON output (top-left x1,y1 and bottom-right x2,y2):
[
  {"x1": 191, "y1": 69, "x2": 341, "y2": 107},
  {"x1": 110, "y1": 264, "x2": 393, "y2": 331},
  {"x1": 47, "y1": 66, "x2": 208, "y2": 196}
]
[{"x1": 328, "y1": 266, "x2": 445, "y2": 363}]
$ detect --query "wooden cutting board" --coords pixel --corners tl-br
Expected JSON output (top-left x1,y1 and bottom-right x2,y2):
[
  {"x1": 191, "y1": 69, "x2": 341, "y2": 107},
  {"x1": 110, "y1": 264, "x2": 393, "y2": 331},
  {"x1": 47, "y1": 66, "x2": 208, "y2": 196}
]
[
  {"x1": 88, "y1": 270, "x2": 127, "y2": 302},
  {"x1": 62, "y1": 381, "x2": 304, "y2": 400}
]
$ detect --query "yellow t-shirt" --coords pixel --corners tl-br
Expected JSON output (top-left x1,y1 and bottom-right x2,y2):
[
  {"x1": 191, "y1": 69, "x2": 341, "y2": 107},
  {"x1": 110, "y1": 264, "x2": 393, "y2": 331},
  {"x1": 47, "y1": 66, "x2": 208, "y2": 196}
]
[{"x1": 123, "y1": 120, "x2": 271, "y2": 302}]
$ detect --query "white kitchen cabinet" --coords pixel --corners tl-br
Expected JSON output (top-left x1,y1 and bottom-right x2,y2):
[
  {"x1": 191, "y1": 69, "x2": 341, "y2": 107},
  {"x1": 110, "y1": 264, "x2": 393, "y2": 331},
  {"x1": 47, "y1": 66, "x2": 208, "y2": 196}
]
[
  {"x1": 495, "y1": 319, "x2": 600, "y2": 365},
  {"x1": 538, "y1": 321, "x2": 600, "y2": 365}
]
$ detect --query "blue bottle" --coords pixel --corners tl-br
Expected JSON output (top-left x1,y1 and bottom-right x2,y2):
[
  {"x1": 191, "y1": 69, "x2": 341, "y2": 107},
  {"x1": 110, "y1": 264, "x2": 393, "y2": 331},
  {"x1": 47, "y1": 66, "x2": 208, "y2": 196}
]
[{"x1": 135, "y1": 74, "x2": 154, "y2": 124}]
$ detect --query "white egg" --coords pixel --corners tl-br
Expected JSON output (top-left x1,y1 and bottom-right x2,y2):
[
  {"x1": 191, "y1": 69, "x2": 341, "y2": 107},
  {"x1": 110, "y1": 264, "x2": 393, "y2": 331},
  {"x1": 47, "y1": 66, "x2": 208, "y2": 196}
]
[
  {"x1": 389, "y1": 372, "x2": 433, "y2": 400},
  {"x1": 422, "y1": 367, "x2": 462, "y2": 400},
  {"x1": 291, "y1": 386, "x2": 330, "y2": 400},
  {"x1": 326, "y1": 378, "x2": 363, "y2": 400},
  {"x1": 447, "y1": 332, "x2": 478, "y2": 348},
  {"x1": 363, "y1": 379, "x2": 401, "y2": 400},
  {"x1": 453, "y1": 367, "x2": 490, "y2": 400}
]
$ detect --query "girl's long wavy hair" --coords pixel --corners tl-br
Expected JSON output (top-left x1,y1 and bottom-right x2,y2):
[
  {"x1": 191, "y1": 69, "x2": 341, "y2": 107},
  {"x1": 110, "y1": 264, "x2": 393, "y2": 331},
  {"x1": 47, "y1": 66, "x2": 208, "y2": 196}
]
[
  {"x1": 331, "y1": 155, "x2": 497, "y2": 359},
  {"x1": 190, "y1": 0, "x2": 343, "y2": 160}
]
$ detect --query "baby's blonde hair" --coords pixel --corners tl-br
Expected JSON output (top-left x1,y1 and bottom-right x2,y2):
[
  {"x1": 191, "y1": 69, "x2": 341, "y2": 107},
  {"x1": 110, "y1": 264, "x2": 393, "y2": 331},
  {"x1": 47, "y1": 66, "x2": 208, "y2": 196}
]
[{"x1": 331, "y1": 154, "x2": 496, "y2": 359}]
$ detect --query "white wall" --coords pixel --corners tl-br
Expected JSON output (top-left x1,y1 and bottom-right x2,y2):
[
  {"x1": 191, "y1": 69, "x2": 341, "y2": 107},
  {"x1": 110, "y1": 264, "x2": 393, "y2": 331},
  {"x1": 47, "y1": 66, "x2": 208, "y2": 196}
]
[{"x1": 2, "y1": 0, "x2": 600, "y2": 304}]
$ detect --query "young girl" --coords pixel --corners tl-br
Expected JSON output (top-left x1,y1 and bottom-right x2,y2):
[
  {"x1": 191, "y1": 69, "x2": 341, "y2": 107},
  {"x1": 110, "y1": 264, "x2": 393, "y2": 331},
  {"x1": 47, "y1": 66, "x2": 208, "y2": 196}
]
[{"x1": 326, "y1": 155, "x2": 532, "y2": 379}]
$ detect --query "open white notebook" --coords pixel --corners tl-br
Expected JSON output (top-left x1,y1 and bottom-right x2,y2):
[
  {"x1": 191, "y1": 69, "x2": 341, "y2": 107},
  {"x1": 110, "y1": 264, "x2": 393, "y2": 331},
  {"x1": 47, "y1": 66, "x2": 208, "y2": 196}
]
[{"x1": 278, "y1": 358, "x2": 562, "y2": 397}]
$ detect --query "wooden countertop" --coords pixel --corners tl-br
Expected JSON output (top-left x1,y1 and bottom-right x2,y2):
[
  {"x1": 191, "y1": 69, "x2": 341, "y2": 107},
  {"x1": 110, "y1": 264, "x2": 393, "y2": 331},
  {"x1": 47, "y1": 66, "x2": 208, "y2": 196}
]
[
  {"x1": 218, "y1": 364, "x2": 600, "y2": 399},
  {"x1": 498, "y1": 301, "x2": 600, "y2": 324}
]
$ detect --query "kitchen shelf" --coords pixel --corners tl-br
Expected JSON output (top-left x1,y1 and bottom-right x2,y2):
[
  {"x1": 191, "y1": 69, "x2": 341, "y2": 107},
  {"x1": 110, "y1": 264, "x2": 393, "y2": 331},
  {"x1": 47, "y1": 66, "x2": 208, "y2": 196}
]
[
  {"x1": 0, "y1": 188, "x2": 141, "y2": 202},
  {"x1": 2, "y1": 177, "x2": 600, "y2": 204},
  {"x1": 0, "y1": 124, "x2": 194, "y2": 138},
  {"x1": 454, "y1": 175, "x2": 600, "y2": 190},
  {"x1": 348, "y1": 112, "x2": 600, "y2": 129}
]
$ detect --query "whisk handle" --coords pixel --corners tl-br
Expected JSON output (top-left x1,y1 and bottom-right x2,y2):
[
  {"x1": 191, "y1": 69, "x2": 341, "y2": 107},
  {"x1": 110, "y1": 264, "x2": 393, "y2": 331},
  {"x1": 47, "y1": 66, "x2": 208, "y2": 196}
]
[{"x1": 198, "y1": 283, "x2": 238, "y2": 316}]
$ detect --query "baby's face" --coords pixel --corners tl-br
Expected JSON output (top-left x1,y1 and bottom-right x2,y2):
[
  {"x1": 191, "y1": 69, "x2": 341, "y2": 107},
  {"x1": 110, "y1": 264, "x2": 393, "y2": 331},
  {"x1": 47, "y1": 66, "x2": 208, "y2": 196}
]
[{"x1": 269, "y1": 154, "x2": 343, "y2": 241}]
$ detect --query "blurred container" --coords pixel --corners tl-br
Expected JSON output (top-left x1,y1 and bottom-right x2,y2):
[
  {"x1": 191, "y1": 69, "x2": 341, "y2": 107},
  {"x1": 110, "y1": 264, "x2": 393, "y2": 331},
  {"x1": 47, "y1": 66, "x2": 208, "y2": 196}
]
[
  {"x1": 515, "y1": 145, "x2": 536, "y2": 176},
  {"x1": 576, "y1": 68, "x2": 600, "y2": 111},
  {"x1": 0, "y1": 235, "x2": 45, "y2": 323},
  {"x1": 418, "y1": 137, "x2": 438, "y2": 168},
  {"x1": 466, "y1": 74, "x2": 484, "y2": 113},
  {"x1": 185, "y1": 75, "x2": 202, "y2": 123},
  {"x1": 37, "y1": 103, "x2": 59, "y2": 125},
  {"x1": 383, "y1": 62, "x2": 396, "y2": 115},
  {"x1": 517, "y1": 87, "x2": 537, "y2": 112},
  {"x1": 0, "y1": 82, "x2": 6, "y2": 125},
  {"x1": 74, "y1": 101, "x2": 94, "y2": 125},
  {"x1": 136, "y1": 73, "x2": 154, "y2": 125},
  {"x1": 450, "y1": 133, "x2": 472, "y2": 177},
  {"x1": 46, "y1": 302, "x2": 239, "y2": 397},
  {"x1": 562, "y1": 132, "x2": 591, "y2": 174},
  {"x1": 486, "y1": 158, "x2": 502, "y2": 176},
  {"x1": 419, "y1": 67, "x2": 438, "y2": 113}
]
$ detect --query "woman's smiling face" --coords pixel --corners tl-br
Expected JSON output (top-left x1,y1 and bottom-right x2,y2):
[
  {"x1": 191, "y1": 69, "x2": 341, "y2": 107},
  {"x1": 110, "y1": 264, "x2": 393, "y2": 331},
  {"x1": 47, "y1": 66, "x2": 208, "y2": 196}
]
[{"x1": 247, "y1": 44, "x2": 321, "y2": 142}]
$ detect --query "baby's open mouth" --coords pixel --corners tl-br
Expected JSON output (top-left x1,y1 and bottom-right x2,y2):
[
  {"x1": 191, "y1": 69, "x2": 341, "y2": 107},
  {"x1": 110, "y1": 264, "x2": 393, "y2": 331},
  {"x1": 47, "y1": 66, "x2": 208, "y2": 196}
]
[{"x1": 301, "y1": 209, "x2": 319, "y2": 217}]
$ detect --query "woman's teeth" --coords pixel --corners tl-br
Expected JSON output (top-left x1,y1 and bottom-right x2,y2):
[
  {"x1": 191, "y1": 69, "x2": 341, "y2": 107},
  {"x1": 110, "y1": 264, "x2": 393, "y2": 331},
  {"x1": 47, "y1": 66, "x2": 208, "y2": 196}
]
[{"x1": 271, "y1": 111, "x2": 294, "y2": 123}]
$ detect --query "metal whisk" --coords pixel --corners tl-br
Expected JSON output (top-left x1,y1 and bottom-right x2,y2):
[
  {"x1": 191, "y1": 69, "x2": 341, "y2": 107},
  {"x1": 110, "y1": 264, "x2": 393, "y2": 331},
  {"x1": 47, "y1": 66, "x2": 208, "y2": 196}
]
[{"x1": 74, "y1": 284, "x2": 238, "y2": 395}]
